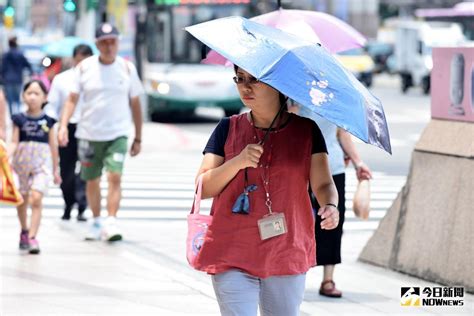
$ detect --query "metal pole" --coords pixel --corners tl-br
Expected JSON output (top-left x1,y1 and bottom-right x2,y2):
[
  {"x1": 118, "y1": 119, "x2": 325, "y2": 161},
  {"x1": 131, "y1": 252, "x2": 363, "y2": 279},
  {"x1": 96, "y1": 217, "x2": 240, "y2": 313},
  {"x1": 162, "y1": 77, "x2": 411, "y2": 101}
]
[{"x1": 277, "y1": 0, "x2": 281, "y2": 8}]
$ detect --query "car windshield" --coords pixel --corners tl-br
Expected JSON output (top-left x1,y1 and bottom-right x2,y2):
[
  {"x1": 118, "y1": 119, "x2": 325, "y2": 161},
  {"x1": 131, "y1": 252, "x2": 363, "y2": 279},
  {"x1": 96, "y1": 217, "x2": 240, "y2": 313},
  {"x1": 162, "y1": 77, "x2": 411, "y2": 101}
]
[
  {"x1": 146, "y1": 5, "x2": 250, "y2": 64},
  {"x1": 338, "y1": 48, "x2": 365, "y2": 56},
  {"x1": 366, "y1": 43, "x2": 393, "y2": 55}
]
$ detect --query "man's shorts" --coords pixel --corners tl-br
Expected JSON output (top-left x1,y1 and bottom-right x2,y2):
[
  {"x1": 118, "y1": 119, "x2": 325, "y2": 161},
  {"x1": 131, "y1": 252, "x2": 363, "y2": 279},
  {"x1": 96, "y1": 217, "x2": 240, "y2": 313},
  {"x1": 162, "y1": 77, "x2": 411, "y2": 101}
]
[{"x1": 78, "y1": 137, "x2": 128, "y2": 181}]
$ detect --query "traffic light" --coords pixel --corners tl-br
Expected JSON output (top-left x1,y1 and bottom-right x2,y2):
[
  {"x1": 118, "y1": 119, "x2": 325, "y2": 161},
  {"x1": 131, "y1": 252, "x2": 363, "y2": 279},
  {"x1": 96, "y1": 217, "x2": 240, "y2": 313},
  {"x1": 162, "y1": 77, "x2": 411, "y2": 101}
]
[
  {"x1": 63, "y1": 0, "x2": 77, "y2": 12},
  {"x1": 4, "y1": 6, "x2": 15, "y2": 17},
  {"x1": 3, "y1": 5, "x2": 15, "y2": 29}
]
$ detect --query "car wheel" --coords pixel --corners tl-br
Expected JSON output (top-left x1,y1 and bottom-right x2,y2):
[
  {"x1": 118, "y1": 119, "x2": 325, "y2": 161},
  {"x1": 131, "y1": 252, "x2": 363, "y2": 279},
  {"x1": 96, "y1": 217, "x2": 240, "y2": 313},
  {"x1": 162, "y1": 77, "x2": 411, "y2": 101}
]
[
  {"x1": 365, "y1": 76, "x2": 373, "y2": 88},
  {"x1": 422, "y1": 77, "x2": 430, "y2": 95},
  {"x1": 401, "y1": 74, "x2": 412, "y2": 94}
]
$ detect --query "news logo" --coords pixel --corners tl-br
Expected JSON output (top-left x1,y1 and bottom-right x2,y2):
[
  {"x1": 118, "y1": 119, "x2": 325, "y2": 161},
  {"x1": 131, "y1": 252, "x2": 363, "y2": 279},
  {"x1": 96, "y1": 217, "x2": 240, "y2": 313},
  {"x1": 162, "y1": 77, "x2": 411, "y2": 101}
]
[
  {"x1": 401, "y1": 286, "x2": 464, "y2": 307},
  {"x1": 401, "y1": 287, "x2": 421, "y2": 306}
]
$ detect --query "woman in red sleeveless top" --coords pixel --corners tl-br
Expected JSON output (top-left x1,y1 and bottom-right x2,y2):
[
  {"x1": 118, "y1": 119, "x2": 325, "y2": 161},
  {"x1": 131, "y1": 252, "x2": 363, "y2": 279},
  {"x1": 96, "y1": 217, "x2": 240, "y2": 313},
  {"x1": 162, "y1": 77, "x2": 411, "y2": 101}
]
[{"x1": 196, "y1": 66, "x2": 339, "y2": 316}]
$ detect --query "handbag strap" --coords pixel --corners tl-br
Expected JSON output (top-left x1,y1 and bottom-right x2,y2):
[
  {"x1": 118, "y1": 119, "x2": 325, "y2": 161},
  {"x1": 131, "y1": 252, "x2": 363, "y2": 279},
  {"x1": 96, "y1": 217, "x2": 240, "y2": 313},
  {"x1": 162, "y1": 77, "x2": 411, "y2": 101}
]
[{"x1": 190, "y1": 174, "x2": 203, "y2": 215}]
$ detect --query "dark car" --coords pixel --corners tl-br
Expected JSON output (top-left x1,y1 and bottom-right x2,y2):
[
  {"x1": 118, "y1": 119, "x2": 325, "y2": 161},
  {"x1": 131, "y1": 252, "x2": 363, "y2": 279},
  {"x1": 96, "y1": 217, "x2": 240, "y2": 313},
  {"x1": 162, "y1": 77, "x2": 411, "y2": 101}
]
[{"x1": 365, "y1": 41, "x2": 394, "y2": 74}]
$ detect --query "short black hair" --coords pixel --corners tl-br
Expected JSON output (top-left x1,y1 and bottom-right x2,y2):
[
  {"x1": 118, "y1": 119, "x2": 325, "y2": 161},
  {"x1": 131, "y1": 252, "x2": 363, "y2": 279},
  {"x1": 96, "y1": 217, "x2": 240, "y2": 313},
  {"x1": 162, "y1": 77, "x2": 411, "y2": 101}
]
[
  {"x1": 233, "y1": 64, "x2": 288, "y2": 110},
  {"x1": 72, "y1": 44, "x2": 93, "y2": 58},
  {"x1": 23, "y1": 79, "x2": 49, "y2": 108},
  {"x1": 8, "y1": 36, "x2": 17, "y2": 48},
  {"x1": 23, "y1": 79, "x2": 48, "y2": 94}
]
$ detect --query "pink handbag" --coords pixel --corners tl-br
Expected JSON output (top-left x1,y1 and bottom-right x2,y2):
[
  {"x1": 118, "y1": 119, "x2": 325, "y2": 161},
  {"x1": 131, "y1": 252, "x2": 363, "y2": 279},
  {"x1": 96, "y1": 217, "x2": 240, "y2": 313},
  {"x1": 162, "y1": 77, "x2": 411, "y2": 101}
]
[{"x1": 186, "y1": 174, "x2": 212, "y2": 268}]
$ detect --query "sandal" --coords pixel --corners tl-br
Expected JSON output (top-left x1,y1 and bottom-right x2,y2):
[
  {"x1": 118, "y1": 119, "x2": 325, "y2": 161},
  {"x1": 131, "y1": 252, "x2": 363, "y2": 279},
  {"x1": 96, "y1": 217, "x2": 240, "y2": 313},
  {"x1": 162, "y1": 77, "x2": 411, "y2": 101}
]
[{"x1": 319, "y1": 280, "x2": 342, "y2": 298}]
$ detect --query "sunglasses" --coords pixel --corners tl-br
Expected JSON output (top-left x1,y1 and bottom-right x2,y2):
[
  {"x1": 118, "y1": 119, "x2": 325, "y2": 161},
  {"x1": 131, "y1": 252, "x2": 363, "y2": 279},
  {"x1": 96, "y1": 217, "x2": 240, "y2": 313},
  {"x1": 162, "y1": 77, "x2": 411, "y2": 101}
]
[{"x1": 233, "y1": 76, "x2": 260, "y2": 85}]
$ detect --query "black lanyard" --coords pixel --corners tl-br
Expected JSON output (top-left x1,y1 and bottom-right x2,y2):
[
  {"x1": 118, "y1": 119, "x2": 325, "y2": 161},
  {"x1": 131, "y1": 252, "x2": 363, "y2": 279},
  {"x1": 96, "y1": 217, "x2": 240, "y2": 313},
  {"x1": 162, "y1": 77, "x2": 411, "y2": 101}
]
[
  {"x1": 244, "y1": 105, "x2": 286, "y2": 188},
  {"x1": 232, "y1": 105, "x2": 286, "y2": 215}
]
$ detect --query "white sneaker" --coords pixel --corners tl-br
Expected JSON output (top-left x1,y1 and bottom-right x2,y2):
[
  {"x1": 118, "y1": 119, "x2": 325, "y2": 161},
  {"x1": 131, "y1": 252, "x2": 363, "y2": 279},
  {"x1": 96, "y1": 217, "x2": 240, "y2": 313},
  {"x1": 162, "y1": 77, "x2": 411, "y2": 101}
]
[
  {"x1": 103, "y1": 217, "x2": 122, "y2": 242},
  {"x1": 85, "y1": 221, "x2": 102, "y2": 241}
]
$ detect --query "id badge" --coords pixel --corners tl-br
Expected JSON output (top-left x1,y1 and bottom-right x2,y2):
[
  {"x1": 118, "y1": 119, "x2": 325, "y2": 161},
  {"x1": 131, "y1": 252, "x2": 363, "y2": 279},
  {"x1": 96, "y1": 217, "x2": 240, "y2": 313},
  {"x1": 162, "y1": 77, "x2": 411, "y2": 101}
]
[{"x1": 257, "y1": 212, "x2": 287, "y2": 240}]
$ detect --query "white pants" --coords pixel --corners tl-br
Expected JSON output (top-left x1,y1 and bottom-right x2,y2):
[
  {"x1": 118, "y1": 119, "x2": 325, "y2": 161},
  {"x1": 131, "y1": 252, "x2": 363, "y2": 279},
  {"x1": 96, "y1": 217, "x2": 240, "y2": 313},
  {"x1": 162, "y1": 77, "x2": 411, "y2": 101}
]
[{"x1": 212, "y1": 269, "x2": 306, "y2": 316}]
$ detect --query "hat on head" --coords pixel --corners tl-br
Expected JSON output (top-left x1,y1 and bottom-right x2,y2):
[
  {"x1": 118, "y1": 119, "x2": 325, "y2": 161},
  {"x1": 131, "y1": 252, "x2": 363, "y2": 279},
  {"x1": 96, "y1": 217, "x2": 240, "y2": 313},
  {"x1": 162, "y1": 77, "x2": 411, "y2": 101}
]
[{"x1": 95, "y1": 23, "x2": 119, "y2": 41}]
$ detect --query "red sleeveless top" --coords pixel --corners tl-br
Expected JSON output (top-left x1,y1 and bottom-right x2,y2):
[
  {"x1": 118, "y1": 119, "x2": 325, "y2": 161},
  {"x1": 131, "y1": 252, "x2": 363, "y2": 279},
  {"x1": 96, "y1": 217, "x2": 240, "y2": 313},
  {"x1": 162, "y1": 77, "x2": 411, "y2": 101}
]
[{"x1": 195, "y1": 113, "x2": 317, "y2": 278}]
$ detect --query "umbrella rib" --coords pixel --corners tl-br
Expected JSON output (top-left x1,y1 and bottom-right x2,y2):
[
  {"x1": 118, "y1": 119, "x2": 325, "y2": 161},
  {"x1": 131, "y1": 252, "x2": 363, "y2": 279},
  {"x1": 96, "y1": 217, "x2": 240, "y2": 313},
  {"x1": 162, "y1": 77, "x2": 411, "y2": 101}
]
[
  {"x1": 185, "y1": 16, "x2": 391, "y2": 154},
  {"x1": 258, "y1": 41, "x2": 315, "y2": 78}
]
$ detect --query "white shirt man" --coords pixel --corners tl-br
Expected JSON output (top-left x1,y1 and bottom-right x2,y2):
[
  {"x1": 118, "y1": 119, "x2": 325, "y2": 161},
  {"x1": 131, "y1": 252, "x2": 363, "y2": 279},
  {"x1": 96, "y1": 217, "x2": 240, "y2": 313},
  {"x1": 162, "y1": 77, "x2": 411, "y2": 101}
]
[
  {"x1": 58, "y1": 23, "x2": 144, "y2": 242},
  {"x1": 70, "y1": 55, "x2": 144, "y2": 141}
]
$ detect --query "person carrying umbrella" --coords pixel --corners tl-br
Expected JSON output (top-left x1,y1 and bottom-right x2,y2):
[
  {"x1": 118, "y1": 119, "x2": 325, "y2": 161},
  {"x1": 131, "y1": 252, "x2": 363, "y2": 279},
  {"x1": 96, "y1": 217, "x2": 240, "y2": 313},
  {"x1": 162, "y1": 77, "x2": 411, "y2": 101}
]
[
  {"x1": 195, "y1": 65, "x2": 339, "y2": 315},
  {"x1": 186, "y1": 16, "x2": 391, "y2": 315}
]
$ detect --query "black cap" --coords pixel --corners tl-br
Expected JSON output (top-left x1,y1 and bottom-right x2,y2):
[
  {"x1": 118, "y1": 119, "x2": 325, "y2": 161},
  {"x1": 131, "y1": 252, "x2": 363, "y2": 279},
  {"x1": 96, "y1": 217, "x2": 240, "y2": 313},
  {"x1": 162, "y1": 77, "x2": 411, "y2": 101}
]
[{"x1": 95, "y1": 23, "x2": 119, "y2": 41}]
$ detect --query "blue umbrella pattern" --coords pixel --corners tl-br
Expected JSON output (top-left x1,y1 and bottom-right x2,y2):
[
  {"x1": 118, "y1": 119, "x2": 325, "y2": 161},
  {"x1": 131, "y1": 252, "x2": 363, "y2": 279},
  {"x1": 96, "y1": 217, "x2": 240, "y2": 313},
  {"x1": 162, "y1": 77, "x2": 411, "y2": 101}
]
[{"x1": 185, "y1": 16, "x2": 391, "y2": 154}]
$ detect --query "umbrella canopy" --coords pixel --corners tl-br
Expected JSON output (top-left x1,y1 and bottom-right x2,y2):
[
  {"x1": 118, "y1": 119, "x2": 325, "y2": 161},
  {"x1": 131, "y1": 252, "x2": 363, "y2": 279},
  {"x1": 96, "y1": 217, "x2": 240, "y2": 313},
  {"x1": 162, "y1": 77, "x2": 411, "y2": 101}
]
[
  {"x1": 186, "y1": 17, "x2": 391, "y2": 154},
  {"x1": 42, "y1": 36, "x2": 98, "y2": 58},
  {"x1": 203, "y1": 8, "x2": 367, "y2": 65}
]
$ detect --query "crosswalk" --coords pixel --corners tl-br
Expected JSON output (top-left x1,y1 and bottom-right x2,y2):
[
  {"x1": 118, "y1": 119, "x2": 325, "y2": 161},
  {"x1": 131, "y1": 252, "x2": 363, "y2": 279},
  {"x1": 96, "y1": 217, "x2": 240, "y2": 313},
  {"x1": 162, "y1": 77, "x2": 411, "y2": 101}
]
[
  {"x1": 30, "y1": 153, "x2": 406, "y2": 232},
  {"x1": 344, "y1": 172, "x2": 403, "y2": 230}
]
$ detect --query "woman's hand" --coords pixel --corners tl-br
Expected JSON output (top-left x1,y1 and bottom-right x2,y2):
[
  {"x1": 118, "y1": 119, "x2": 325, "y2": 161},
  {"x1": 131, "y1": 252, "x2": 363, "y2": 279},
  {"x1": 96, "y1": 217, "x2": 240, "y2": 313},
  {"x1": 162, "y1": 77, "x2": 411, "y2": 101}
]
[
  {"x1": 318, "y1": 204, "x2": 339, "y2": 230},
  {"x1": 236, "y1": 144, "x2": 264, "y2": 169},
  {"x1": 355, "y1": 162, "x2": 372, "y2": 181}
]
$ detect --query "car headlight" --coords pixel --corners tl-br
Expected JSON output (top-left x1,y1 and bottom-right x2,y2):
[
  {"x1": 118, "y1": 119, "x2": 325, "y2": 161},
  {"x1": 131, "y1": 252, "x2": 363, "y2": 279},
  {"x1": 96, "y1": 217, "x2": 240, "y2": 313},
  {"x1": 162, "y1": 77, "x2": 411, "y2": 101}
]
[
  {"x1": 150, "y1": 80, "x2": 170, "y2": 95},
  {"x1": 157, "y1": 82, "x2": 170, "y2": 95}
]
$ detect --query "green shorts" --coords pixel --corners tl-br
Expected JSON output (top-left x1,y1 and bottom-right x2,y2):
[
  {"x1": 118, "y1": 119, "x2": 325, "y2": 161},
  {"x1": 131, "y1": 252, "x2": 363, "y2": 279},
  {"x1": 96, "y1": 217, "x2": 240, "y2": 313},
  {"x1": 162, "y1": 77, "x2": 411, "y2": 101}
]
[{"x1": 78, "y1": 137, "x2": 128, "y2": 181}]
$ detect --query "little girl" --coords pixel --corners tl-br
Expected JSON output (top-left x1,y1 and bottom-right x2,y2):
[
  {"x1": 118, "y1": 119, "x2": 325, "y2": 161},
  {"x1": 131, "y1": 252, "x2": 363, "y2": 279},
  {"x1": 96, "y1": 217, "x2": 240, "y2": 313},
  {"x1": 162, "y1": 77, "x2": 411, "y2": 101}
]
[{"x1": 8, "y1": 80, "x2": 61, "y2": 254}]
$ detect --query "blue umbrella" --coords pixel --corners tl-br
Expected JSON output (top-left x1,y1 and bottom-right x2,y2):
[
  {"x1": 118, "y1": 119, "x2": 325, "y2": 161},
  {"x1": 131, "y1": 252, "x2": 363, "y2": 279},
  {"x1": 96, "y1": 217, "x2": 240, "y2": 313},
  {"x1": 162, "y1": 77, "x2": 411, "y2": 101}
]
[
  {"x1": 185, "y1": 17, "x2": 391, "y2": 154},
  {"x1": 42, "y1": 36, "x2": 98, "y2": 58}
]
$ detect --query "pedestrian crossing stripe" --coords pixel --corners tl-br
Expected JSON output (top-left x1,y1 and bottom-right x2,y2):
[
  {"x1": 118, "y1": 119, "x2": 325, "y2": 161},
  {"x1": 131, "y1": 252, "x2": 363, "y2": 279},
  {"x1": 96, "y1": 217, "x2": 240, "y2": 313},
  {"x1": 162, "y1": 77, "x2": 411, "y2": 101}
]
[
  {"x1": 46, "y1": 188, "x2": 399, "y2": 201},
  {"x1": 1, "y1": 162, "x2": 406, "y2": 231},
  {"x1": 39, "y1": 196, "x2": 395, "y2": 210}
]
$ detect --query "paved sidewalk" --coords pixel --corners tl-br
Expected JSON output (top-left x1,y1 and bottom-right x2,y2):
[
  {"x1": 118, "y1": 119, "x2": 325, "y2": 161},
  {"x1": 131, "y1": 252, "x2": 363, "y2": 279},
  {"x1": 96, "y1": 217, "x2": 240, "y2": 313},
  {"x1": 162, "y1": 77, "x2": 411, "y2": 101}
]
[{"x1": 1, "y1": 213, "x2": 472, "y2": 316}]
